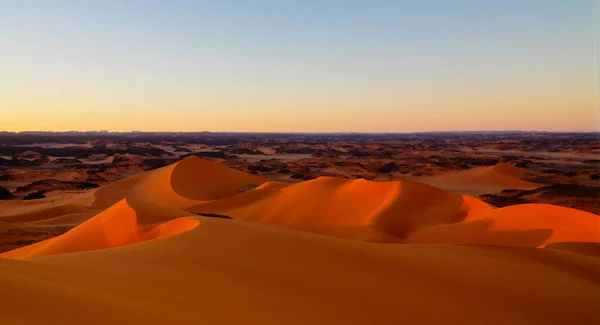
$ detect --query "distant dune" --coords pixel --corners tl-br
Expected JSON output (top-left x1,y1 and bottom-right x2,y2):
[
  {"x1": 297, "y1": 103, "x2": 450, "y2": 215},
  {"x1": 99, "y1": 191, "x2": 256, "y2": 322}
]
[
  {"x1": 419, "y1": 162, "x2": 542, "y2": 196},
  {"x1": 1, "y1": 156, "x2": 599, "y2": 324}
]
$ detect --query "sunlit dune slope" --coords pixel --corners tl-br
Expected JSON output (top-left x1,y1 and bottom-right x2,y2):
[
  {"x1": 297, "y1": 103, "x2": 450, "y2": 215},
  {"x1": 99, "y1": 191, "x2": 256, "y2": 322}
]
[
  {"x1": 408, "y1": 204, "x2": 600, "y2": 247},
  {"x1": 188, "y1": 173, "x2": 599, "y2": 246},
  {"x1": 190, "y1": 176, "x2": 493, "y2": 240},
  {"x1": 419, "y1": 162, "x2": 541, "y2": 196},
  {"x1": 1, "y1": 218, "x2": 599, "y2": 325},
  {"x1": 0, "y1": 198, "x2": 199, "y2": 259},
  {"x1": 93, "y1": 156, "x2": 267, "y2": 209}
]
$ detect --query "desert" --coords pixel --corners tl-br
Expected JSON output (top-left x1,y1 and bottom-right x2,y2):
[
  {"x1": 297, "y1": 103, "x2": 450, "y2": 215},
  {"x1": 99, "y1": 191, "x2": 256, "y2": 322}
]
[
  {"x1": 0, "y1": 131, "x2": 599, "y2": 324},
  {"x1": 3, "y1": 0, "x2": 600, "y2": 323}
]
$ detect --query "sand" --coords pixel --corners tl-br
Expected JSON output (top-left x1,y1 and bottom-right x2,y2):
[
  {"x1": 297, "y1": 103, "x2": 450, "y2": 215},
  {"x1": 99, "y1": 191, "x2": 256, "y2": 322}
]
[
  {"x1": 1, "y1": 156, "x2": 599, "y2": 324},
  {"x1": 189, "y1": 176, "x2": 495, "y2": 241},
  {"x1": 92, "y1": 155, "x2": 267, "y2": 209},
  {"x1": 419, "y1": 162, "x2": 542, "y2": 196}
]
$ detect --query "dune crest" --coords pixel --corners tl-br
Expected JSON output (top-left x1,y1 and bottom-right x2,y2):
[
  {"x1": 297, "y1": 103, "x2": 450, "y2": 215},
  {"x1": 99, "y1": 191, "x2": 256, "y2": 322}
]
[
  {"x1": 188, "y1": 173, "x2": 599, "y2": 247},
  {"x1": 190, "y1": 176, "x2": 493, "y2": 240},
  {"x1": 93, "y1": 156, "x2": 267, "y2": 209}
]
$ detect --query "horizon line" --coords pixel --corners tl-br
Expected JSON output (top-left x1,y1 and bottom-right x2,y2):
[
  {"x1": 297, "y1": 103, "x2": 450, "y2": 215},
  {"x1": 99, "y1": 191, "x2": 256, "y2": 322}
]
[{"x1": 2, "y1": 130, "x2": 599, "y2": 135}]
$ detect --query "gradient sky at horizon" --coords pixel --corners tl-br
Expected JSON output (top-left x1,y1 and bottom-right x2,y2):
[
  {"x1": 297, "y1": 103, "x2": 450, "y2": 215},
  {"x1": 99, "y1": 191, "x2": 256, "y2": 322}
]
[{"x1": 1, "y1": 0, "x2": 598, "y2": 132}]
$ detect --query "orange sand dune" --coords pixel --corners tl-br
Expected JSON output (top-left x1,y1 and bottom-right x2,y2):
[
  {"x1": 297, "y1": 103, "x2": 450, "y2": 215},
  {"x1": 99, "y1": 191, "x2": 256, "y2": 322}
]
[
  {"x1": 93, "y1": 156, "x2": 267, "y2": 209},
  {"x1": 190, "y1": 176, "x2": 493, "y2": 241},
  {"x1": 1, "y1": 218, "x2": 599, "y2": 325},
  {"x1": 189, "y1": 174, "x2": 599, "y2": 246},
  {"x1": 408, "y1": 204, "x2": 600, "y2": 247},
  {"x1": 419, "y1": 162, "x2": 541, "y2": 196},
  {"x1": 0, "y1": 203, "x2": 99, "y2": 224},
  {"x1": 0, "y1": 198, "x2": 198, "y2": 259},
  {"x1": 0, "y1": 190, "x2": 97, "y2": 218},
  {"x1": 484, "y1": 204, "x2": 600, "y2": 244},
  {"x1": 24, "y1": 211, "x2": 99, "y2": 226},
  {"x1": 2, "y1": 158, "x2": 597, "y2": 248}
]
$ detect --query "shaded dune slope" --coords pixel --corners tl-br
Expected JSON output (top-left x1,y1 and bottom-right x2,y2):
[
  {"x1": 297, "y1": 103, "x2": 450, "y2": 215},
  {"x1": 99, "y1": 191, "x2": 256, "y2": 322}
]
[{"x1": 408, "y1": 204, "x2": 600, "y2": 247}]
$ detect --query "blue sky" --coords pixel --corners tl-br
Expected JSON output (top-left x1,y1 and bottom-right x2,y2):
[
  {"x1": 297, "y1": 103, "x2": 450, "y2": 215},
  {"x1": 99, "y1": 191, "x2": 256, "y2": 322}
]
[{"x1": 1, "y1": 0, "x2": 597, "y2": 132}]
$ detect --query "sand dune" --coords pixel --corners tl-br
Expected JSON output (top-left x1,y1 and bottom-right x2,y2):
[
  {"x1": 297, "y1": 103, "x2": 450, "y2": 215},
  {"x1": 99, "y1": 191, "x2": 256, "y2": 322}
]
[
  {"x1": 1, "y1": 198, "x2": 198, "y2": 259},
  {"x1": 408, "y1": 204, "x2": 600, "y2": 247},
  {"x1": 1, "y1": 157, "x2": 599, "y2": 324},
  {"x1": 0, "y1": 203, "x2": 98, "y2": 224},
  {"x1": 23, "y1": 211, "x2": 99, "y2": 226},
  {"x1": 190, "y1": 176, "x2": 493, "y2": 241},
  {"x1": 0, "y1": 190, "x2": 97, "y2": 218},
  {"x1": 419, "y1": 162, "x2": 541, "y2": 196},
  {"x1": 2, "y1": 157, "x2": 598, "y2": 251},
  {"x1": 93, "y1": 156, "x2": 267, "y2": 209}
]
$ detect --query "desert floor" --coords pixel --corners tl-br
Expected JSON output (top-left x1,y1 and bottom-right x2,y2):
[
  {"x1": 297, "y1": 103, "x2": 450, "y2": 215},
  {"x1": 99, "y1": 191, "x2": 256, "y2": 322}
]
[
  {"x1": 1, "y1": 132, "x2": 599, "y2": 324},
  {"x1": 0, "y1": 153, "x2": 599, "y2": 324}
]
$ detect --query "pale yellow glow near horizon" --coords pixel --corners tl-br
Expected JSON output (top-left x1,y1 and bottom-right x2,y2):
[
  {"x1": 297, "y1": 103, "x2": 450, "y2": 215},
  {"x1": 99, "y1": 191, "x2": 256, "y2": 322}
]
[
  {"x1": 2, "y1": 77, "x2": 597, "y2": 132},
  {"x1": 2, "y1": 94, "x2": 596, "y2": 133},
  {"x1": 1, "y1": 42, "x2": 596, "y2": 133}
]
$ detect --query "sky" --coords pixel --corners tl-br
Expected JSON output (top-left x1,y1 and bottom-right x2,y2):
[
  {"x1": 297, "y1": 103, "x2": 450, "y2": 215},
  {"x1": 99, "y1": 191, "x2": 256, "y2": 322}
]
[{"x1": 1, "y1": 0, "x2": 598, "y2": 132}]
